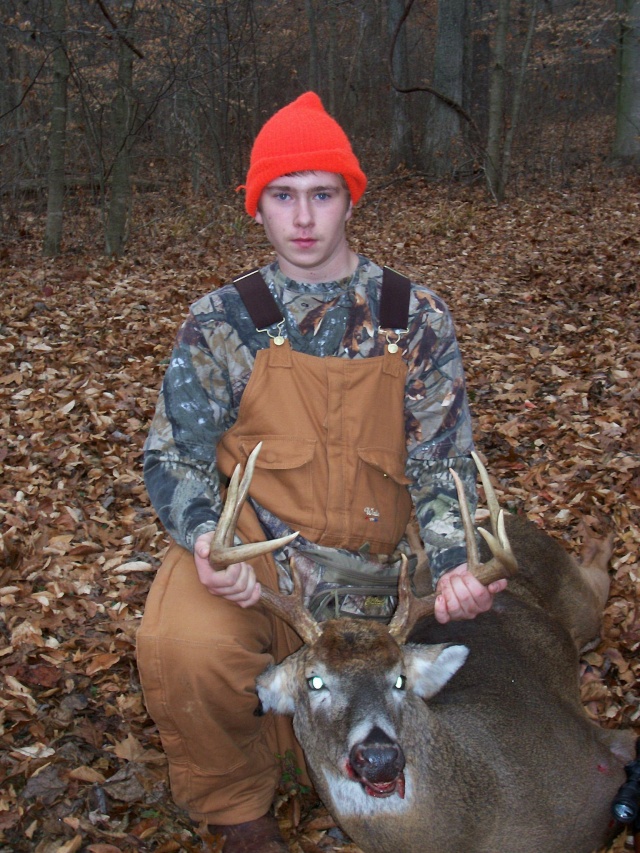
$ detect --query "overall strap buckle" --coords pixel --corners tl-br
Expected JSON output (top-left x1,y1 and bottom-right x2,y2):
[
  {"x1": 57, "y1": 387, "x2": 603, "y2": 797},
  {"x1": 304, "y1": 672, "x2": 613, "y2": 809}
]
[
  {"x1": 379, "y1": 266, "x2": 410, "y2": 353},
  {"x1": 233, "y1": 265, "x2": 412, "y2": 352}
]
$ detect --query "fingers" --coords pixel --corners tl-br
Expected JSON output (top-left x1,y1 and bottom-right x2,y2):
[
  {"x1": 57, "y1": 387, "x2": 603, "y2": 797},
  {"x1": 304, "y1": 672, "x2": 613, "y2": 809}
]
[
  {"x1": 434, "y1": 592, "x2": 453, "y2": 624},
  {"x1": 193, "y1": 532, "x2": 262, "y2": 606},
  {"x1": 435, "y1": 573, "x2": 478, "y2": 623},
  {"x1": 195, "y1": 556, "x2": 260, "y2": 610},
  {"x1": 194, "y1": 531, "x2": 214, "y2": 561},
  {"x1": 435, "y1": 566, "x2": 506, "y2": 624}
]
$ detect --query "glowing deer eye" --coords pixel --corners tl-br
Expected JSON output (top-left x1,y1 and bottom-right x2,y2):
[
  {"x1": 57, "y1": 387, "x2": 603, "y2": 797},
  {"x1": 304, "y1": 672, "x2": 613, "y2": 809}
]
[
  {"x1": 394, "y1": 675, "x2": 406, "y2": 691},
  {"x1": 307, "y1": 676, "x2": 325, "y2": 691}
]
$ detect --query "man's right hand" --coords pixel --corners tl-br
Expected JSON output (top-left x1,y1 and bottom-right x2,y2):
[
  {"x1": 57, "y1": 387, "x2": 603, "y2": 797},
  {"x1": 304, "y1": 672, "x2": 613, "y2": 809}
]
[{"x1": 194, "y1": 531, "x2": 262, "y2": 607}]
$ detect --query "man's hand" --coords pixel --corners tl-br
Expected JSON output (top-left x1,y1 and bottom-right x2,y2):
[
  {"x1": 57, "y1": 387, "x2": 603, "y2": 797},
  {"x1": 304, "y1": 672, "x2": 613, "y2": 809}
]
[
  {"x1": 434, "y1": 563, "x2": 507, "y2": 624},
  {"x1": 194, "y1": 531, "x2": 261, "y2": 607}
]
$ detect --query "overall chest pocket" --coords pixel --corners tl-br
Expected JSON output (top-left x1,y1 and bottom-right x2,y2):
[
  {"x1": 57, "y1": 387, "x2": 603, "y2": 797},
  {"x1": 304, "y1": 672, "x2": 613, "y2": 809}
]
[
  {"x1": 349, "y1": 447, "x2": 412, "y2": 552},
  {"x1": 236, "y1": 435, "x2": 318, "y2": 534}
]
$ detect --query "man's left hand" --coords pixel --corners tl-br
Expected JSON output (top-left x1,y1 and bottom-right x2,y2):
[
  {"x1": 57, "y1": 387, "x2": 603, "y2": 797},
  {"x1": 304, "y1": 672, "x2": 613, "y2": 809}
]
[{"x1": 434, "y1": 563, "x2": 507, "y2": 623}]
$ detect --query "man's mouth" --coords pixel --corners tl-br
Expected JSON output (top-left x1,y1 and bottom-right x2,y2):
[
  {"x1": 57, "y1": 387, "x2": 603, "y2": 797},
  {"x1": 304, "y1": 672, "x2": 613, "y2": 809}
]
[
  {"x1": 292, "y1": 238, "x2": 317, "y2": 249},
  {"x1": 345, "y1": 761, "x2": 406, "y2": 799}
]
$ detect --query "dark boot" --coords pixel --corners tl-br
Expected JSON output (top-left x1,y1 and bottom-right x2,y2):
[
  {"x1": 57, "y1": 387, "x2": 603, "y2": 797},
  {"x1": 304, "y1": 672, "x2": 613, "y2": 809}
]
[{"x1": 207, "y1": 813, "x2": 289, "y2": 852}]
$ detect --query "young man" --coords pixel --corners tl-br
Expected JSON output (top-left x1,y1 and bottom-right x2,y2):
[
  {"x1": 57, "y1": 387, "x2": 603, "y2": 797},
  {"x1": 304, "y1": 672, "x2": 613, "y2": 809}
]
[{"x1": 137, "y1": 92, "x2": 506, "y2": 852}]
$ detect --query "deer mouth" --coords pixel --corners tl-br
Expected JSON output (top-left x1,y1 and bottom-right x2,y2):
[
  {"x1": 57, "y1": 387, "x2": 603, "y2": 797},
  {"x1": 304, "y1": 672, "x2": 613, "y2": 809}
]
[
  {"x1": 347, "y1": 726, "x2": 407, "y2": 799},
  {"x1": 345, "y1": 760, "x2": 406, "y2": 799}
]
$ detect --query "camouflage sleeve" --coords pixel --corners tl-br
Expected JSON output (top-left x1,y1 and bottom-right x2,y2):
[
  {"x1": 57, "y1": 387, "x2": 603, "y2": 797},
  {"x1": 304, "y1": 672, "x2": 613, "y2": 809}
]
[
  {"x1": 403, "y1": 288, "x2": 477, "y2": 580},
  {"x1": 143, "y1": 292, "x2": 258, "y2": 551}
]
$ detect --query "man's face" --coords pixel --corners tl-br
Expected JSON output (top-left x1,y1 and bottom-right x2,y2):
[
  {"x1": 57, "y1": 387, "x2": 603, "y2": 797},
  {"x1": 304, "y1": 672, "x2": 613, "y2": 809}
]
[{"x1": 255, "y1": 171, "x2": 354, "y2": 281}]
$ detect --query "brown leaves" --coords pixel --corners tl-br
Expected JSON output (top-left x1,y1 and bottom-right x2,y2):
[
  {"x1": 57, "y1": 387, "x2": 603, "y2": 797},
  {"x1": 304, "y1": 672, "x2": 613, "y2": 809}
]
[{"x1": 1, "y1": 169, "x2": 639, "y2": 851}]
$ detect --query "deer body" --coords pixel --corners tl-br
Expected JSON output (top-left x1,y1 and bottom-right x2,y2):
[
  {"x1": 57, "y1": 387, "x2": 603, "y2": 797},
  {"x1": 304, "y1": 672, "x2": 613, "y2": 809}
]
[
  {"x1": 256, "y1": 514, "x2": 635, "y2": 853},
  {"x1": 211, "y1": 445, "x2": 634, "y2": 852}
]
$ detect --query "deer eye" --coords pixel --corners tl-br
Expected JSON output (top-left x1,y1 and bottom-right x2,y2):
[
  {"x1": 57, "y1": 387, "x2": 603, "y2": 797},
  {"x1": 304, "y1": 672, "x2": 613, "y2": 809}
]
[
  {"x1": 394, "y1": 675, "x2": 406, "y2": 691},
  {"x1": 307, "y1": 675, "x2": 325, "y2": 691}
]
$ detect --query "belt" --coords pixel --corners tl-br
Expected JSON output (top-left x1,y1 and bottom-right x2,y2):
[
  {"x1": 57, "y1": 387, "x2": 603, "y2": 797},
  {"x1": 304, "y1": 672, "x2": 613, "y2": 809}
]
[{"x1": 298, "y1": 547, "x2": 418, "y2": 622}]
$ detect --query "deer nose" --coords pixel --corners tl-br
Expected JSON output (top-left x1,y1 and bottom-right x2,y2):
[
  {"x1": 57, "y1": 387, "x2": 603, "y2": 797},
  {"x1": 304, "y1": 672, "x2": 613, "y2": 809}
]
[{"x1": 349, "y1": 726, "x2": 406, "y2": 782}]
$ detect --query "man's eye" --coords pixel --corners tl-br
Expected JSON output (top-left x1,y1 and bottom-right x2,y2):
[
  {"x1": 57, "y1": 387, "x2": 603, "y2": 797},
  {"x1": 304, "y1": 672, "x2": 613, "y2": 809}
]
[
  {"x1": 316, "y1": 192, "x2": 330, "y2": 201},
  {"x1": 307, "y1": 675, "x2": 325, "y2": 691},
  {"x1": 394, "y1": 675, "x2": 406, "y2": 691}
]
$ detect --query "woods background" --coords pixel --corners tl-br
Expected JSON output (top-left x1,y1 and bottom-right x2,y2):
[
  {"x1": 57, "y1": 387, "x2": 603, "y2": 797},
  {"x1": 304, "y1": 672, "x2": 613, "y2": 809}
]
[
  {"x1": 0, "y1": 0, "x2": 639, "y2": 256},
  {"x1": 1, "y1": 2, "x2": 639, "y2": 852}
]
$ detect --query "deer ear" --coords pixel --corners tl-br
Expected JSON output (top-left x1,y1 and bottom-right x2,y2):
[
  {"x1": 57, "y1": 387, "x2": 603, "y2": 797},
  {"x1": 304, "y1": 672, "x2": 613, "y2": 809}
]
[
  {"x1": 403, "y1": 644, "x2": 469, "y2": 699},
  {"x1": 256, "y1": 659, "x2": 298, "y2": 715}
]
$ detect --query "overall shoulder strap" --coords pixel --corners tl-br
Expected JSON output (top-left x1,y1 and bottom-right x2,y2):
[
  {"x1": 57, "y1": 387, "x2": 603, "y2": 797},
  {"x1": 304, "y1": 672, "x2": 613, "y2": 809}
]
[
  {"x1": 380, "y1": 266, "x2": 411, "y2": 330},
  {"x1": 234, "y1": 265, "x2": 411, "y2": 331},
  {"x1": 233, "y1": 269, "x2": 283, "y2": 329}
]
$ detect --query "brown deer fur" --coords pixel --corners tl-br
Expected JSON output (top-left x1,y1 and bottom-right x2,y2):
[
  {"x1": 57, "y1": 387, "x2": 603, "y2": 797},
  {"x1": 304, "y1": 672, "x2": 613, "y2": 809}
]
[
  {"x1": 210, "y1": 446, "x2": 635, "y2": 852},
  {"x1": 256, "y1": 514, "x2": 635, "y2": 853}
]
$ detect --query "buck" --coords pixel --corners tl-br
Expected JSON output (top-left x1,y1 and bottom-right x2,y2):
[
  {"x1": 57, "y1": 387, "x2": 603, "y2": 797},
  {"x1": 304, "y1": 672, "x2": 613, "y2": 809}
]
[{"x1": 210, "y1": 443, "x2": 637, "y2": 853}]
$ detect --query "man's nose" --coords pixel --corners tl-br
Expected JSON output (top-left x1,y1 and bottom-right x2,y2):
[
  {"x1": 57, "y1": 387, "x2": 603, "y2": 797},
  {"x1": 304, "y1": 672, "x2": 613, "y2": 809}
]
[{"x1": 294, "y1": 198, "x2": 313, "y2": 227}]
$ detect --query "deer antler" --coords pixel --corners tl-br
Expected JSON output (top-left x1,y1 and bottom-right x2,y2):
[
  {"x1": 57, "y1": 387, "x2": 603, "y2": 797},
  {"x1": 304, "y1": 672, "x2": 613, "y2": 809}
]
[
  {"x1": 388, "y1": 456, "x2": 518, "y2": 643},
  {"x1": 260, "y1": 560, "x2": 323, "y2": 645},
  {"x1": 209, "y1": 442, "x2": 299, "y2": 566},
  {"x1": 209, "y1": 443, "x2": 321, "y2": 644}
]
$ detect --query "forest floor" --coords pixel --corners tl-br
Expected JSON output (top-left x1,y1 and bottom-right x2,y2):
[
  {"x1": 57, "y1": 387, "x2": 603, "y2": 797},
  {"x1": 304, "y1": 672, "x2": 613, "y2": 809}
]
[{"x1": 1, "y1": 165, "x2": 639, "y2": 852}]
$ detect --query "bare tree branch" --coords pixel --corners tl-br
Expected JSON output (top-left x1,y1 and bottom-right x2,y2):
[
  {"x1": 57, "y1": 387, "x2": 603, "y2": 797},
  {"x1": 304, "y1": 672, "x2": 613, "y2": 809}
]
[
  {"x1": 0, "y1": 52, "x2": 54, "y2": 120},
  {"x1": 387, "y1": 0, "x2": 478, "y2": 133},
  {"x1": 95, "y1": 0, "x2": 145, "y2": 60}
]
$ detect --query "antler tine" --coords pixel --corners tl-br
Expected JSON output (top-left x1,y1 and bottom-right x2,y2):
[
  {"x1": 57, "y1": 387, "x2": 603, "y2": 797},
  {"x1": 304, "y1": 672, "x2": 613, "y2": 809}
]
[
  {"x1": 471, "y1": 450, "x2": 501, "y2": 537},
  {"x1": 215, "y1": 442, "x2": 262, "y2": 549},
  {"x1": 470, "y1": 453, "x2": 517, "y2": 572},
  {"x1": 260, "y1": 559, "x2": 322, "y2": 645},
  {"x1": 209, "y1": 442, "x2": 299, "y2": 567},
  {"x1": 215, "y1": 460, "x2": 243, "y2": 549},
  {"x1": 388, "y1": 555, "x2": 436, "y2": 642},
  {"x1": 388, "y1": 462, "x2": 518, "y2": 644},
  {"x1": 454, "y1": 465, "x2": 480, "y2": 569},
  {"x1": 451, "y1": 465, "x2": 517, "y2": 584}
]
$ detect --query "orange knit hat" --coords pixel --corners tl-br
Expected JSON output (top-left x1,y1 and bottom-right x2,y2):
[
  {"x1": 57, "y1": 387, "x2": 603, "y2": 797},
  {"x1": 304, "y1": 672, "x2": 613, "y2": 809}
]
[{"x1": 242, "y1": 92, "x2": 367, "y2": 217}]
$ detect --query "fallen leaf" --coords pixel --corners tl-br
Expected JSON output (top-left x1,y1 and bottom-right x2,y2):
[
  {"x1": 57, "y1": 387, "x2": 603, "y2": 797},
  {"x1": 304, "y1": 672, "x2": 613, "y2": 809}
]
[
  {"x1": 67, "y1": 766, "x2": 107, "y2": 784},
  {"x1": 85, "y1": 653, "x2": 121, "y2": 676},
  {"x1": 112, "y1": 560, "x2": 154, "y2": 573}
]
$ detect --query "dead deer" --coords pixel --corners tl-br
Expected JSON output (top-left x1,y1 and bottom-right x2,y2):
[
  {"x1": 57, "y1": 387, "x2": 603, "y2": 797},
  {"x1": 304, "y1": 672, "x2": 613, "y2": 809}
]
[{"x1": 211, "y1": 444, "x2": 637, "y2": 853}]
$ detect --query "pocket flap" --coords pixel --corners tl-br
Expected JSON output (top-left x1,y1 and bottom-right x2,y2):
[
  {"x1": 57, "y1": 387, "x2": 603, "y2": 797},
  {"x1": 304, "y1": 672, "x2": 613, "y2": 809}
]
[
  {"x1": 357, "y1": 447, "x2": 411, "y2": 485},
  {"x1": 238, "y1": 436, "x2": 316, "y2": 470}
]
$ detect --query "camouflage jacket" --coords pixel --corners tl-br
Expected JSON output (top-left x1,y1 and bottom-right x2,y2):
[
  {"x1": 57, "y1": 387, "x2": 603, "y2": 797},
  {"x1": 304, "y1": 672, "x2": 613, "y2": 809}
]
[{"x1": 144, "y1": 256, "x2": 477, "y2": 603}]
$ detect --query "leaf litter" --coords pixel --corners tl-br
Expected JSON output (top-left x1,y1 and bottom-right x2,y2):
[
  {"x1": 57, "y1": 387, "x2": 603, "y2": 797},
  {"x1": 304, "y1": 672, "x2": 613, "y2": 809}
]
[{"x1": 0, "y1": 167, "x2": 638, "y2": 851}]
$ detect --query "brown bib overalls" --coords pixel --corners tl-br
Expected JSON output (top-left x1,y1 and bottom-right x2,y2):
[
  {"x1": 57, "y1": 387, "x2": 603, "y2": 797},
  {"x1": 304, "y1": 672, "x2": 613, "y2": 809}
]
[
  {"x1": 218, "y1": 339, "x2": 412, "y2": 554},
  {"x1": 137, "y1": 285, "x2": 411, "y2": 825}
]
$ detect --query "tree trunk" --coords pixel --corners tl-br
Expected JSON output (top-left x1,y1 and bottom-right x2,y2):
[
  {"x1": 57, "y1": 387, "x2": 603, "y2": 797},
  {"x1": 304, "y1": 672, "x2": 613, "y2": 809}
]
[
  {"x1": 500, "y1": 0, "x2": 537, "y2": 197},
  {"x1": 387, "y1": 0, "x2": 413, "y2": 171},
  {"x1": 485, "y1": 0, "x2": 510, "y2": 199},
  {"x1": 206, "y1": 4, "x2": 230, "y2": 190},
  {"x1": 421, "y1": 0, "x2": 469, "y2": 177},
  {"x1": 105, "y1": 3, "x2": 136, "y2": 257},
  {"x1": 306, "y1": 0, "x2": 320, "y2": 93},
  {"x1": 613, "y1": 0, "x2": 640, "y2": 164},
  {"x1": 326, "y1": 1, "x2": 337, "y2": 114},
  {"x1": 43, "y1": 0, "x2": 70, "y2": 257}
]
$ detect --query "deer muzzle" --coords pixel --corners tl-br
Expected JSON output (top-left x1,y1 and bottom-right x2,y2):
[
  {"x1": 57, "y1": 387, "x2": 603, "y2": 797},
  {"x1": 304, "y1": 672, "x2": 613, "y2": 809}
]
[{"x1": 347, "y1": 726, "x2": 406, "y2": 799}]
